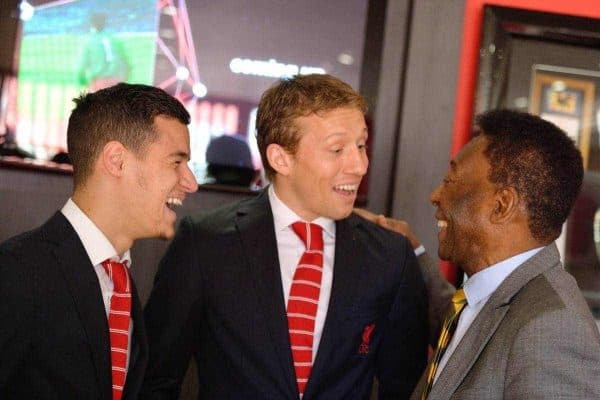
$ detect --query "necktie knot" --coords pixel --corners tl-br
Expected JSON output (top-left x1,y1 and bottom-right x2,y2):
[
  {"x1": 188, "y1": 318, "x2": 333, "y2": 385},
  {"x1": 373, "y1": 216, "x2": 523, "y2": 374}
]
[
  {"x1": 291, "y1": 221, "x2": 324, "y2": 251},
  {"x1": 450, "y1": 288, "x2": 467, "y2": 314},
  {"x1": 451, "y1": 288, "x2": 466, "y2": 304},
  {"x1": 101, "y1": 259, "x2": 130, "y2": 294}
]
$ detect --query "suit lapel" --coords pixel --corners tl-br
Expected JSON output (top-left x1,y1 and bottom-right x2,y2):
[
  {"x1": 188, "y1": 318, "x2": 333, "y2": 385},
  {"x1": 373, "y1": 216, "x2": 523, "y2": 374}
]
[
  {"x1": 304, "y1": 216, "x2": 367, "y2": 398},
  {"x1": 428, "y1": 303, "x2": 509, "y2": 399},
  {"x1": 123, "y1": 280, "x2": 148, "y2": 399},
  {"x1": 427, "y1": 244, "x2": 561, "y2": 400},
  {"x1": 46, "y1": 213, "x2": 112, "y2": 400},
  {"x1": 235, "y1": 191, "x2": 298, "y2": 397}
]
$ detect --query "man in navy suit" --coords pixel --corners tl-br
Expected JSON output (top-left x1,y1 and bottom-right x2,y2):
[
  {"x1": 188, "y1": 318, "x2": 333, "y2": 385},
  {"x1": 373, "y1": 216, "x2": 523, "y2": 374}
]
[
  {"x1": 142, "y1": 74, "x2": 429, "y2": 399},
  {"x1": 0, "y1": 83, "x2": 198, "y2": 399}
]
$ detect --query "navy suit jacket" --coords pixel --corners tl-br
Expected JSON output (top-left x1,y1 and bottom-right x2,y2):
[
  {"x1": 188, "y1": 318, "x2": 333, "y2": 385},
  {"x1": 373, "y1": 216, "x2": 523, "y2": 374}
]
[
  {"x1": 142, "y1": 191, "x2": 428, "y2": 399},
  {"x1": 0, "y1": 212, "x2": 148, "y2": 399}
]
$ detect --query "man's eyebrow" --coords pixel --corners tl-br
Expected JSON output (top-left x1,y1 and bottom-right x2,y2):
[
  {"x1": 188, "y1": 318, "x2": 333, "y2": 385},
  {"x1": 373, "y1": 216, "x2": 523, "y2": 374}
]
[
  {"x1": 449, "y1": 160, "x2": 457, "y2": 170},
  {"x1": 169, "y1": 151, "x2": 190, "y2": 160},
  {"x1": 323, "y1": 126, "x2": 369, "y2": 140}
]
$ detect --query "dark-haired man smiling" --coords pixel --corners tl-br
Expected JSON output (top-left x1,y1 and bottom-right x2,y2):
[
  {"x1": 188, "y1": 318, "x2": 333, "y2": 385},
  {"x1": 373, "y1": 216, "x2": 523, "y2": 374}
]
[
  {"x1": 412, "y1": 109, "x2": 600, "y2": 399},
  {"x1": 0, "y1": 83, "x2": 198, "y2": 399}
]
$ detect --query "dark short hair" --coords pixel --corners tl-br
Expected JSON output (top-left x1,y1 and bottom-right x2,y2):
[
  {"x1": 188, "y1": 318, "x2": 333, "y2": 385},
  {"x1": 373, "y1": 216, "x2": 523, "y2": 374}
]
[
  {"x1": 476, "y1": 109, "x2": 583, "y2": 242},
  {"x1": 67, "y1": 83, "x2": 190, "y2": 187},
  {"x1": 256, "y1": 74, "x2": 367, "y2": 180}
]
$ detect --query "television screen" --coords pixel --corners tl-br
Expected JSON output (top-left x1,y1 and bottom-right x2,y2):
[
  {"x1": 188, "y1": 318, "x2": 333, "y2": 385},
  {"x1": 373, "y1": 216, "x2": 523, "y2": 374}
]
[
  {"x1": 10, "y1": 0, "x2": 157, "y2": 159},
  {"x1": 2, "y1": 0, "x2": 368, "y2": 186}
]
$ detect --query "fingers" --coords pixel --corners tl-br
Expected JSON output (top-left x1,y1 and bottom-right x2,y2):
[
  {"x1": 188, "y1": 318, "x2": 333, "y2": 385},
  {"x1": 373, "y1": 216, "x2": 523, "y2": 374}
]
[
  {"x1": 353, "y1": 208, "x2": 422, "y2": 249},
  {"x1": 354, "y1": 208, "x2": 405, "y2": 234},
  {"x1": 376, "y1": 214, "x2": 389, "y2": 228},
  {"x1": 353, "y1": 207, "x2": 378, "y2": 222}
]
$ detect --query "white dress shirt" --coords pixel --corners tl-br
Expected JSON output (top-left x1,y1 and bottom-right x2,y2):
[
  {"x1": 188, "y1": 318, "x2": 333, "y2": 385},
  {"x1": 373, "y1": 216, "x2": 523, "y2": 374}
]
[
  {"x1": 433, "y1": 246, "x2": 543, "y2": 383},
  {"x1": 268, "y1": 185, "x2": 336, "y2": 363},
  {"x1": 61, "y1": 198, "x2": 133, "y2": 371}
]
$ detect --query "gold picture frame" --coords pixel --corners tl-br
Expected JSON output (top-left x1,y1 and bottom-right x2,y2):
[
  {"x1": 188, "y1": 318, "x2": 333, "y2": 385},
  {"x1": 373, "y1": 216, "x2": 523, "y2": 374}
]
[{"x1": 529, "y1": 66, "x2": 596, "y2": 169}]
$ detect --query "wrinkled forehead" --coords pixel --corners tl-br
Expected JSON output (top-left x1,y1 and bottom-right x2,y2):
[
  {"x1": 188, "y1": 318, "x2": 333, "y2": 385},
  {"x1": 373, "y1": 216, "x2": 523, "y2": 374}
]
[
  {"x1": 456, "y1": 134, "x2": 488, "y2": 160},
  {"x1": 448, "y1": 135, "x2": 493, "y2": 181}
]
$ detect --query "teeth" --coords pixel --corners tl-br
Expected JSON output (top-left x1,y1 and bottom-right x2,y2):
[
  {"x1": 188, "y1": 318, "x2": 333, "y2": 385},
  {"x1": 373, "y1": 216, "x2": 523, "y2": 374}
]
[
  {"x1": 166, "y1": 198, "x2": 183, "y2": 209},
  {"x1": 437, "y1": 220, "x2": 448, "y2": 229},
  {"x1": 335, "y1": 184, "x2": 359, "y2": 191}
]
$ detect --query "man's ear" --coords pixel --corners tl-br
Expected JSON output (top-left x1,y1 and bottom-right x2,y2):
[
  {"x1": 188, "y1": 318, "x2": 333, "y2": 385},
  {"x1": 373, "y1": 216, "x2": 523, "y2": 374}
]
[
  {"x1": 100, "y1": 141, "x2": 127, "y2": 177},
  {"x1": 266, "y1": 143, "x2": 292, "y2": 176},
  {"x1": 490, "y1": 186, "x2": 519, "y2": 224}
]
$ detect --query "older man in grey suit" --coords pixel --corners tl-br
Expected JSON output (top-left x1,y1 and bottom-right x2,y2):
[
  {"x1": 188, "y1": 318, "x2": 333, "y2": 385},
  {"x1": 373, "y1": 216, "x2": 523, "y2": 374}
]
[{"x1": 409, "y1": 109, "x2": 600, "y2": 399}]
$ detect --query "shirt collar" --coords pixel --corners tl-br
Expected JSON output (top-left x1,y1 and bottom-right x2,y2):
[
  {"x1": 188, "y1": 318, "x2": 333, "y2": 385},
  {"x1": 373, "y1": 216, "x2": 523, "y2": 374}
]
[
  {"x1": 267, "y1": 185, "x2": 335, "y2": 238},
  {"x1": 61, "y1": 198, "x2": 132, "y2": 267},
  {"x1": 463, "y1": 247, "x2": 543, "y2": 306}
]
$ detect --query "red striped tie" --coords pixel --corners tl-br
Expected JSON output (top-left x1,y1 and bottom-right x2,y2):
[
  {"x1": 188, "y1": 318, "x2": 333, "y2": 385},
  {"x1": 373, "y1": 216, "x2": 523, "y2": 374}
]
[
  {"x1": 287, "y1": 221, "x2": 324, "y2": 398},
  {"x1": 101, "y1": 259, "x2": 131, "y2": 400}
]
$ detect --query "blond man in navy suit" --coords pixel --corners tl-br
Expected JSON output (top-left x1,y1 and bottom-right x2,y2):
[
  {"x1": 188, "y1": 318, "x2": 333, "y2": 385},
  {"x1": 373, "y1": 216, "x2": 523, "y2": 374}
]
[{"x1": 142, "y1": 74, "x2": 430, "y2": 399}]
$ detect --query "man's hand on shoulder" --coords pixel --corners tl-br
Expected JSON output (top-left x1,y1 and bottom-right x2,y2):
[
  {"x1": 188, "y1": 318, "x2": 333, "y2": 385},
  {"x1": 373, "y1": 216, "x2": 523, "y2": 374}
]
[{"x1": 353, "y1": 208, "x2": 421, "y2": 250}]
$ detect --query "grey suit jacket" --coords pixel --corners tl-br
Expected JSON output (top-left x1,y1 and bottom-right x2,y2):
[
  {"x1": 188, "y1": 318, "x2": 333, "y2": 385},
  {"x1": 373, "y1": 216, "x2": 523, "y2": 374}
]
[{"x1": 411, "y1": 243, "x2": 600, "y2": 400}]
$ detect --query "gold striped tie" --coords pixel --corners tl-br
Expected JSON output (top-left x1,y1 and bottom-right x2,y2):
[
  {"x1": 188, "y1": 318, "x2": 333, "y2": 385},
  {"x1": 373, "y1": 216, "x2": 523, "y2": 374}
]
[{"x1": 421, "y1": 288, "x2": 467, "y2": 399}]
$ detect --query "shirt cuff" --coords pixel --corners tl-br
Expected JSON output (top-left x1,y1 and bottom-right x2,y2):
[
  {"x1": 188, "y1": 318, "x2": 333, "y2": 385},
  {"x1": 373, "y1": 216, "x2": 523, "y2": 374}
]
[{"x1": 414, "y1": 245, "x2": 426, "y2": 257}]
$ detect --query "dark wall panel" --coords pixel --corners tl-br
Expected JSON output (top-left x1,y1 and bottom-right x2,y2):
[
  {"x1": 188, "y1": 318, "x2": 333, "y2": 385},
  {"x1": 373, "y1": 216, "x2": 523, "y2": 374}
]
[
  {"x1": 0, "y1": 0, "x2": 19, "y2": 73},
  {"x1": 391, "y1": 0, "x2": 466, "y2": 255}
]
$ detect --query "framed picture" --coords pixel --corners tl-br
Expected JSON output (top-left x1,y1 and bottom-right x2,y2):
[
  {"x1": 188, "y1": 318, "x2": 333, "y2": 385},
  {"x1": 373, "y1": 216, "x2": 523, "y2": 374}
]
[{"x1": 529, "y1": 65, "x2": 597, "y2": 169}]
